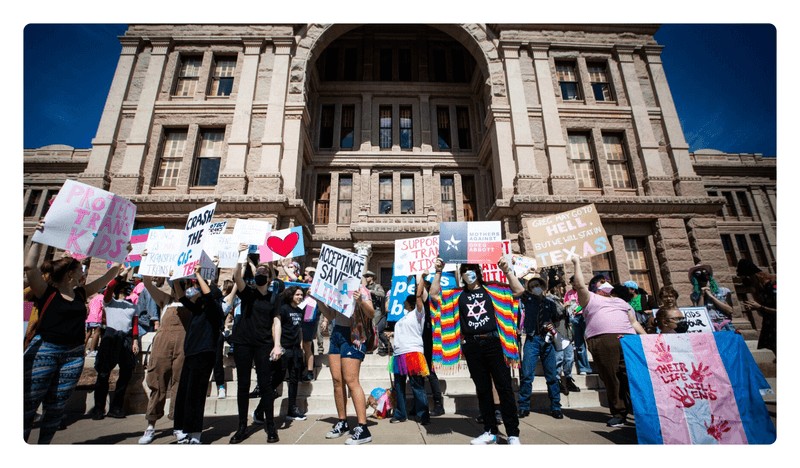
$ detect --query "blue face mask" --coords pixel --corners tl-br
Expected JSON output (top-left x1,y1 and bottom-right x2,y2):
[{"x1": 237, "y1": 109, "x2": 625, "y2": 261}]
[
  {"x1": 531, "y1": 287, "x2": 543, "y2": 296},
  {"x1": 185, "y1": 286, "x2": 200, "y2": 299},
  {"x1": 463, "y1": 270, "x2": 477, "y2": 285}
]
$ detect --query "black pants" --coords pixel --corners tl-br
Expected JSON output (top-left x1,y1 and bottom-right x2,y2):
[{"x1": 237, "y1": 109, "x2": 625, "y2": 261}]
[
  {"x1": 173, "y1": 351, "x2": 215, "y2": 433},
  {"x1": 232, "y1": 343, "x2": 276, "y2": 425},
  {"x1": 377, "y1": 314, "x2": 390, "y2": 350},
  {"x1": 213, "y1": 332, "x2": 225, "y2": 387},
  {"x1": 461, "y1": 335, "x2": 519, "y2": 437},
  {"x1": 424, "y1": 343, "x2": 443, "y2": 406},
  {"x1": 93, "y1": 332, "x2": 136, "y2": 412},
  {"x1": 267, "y1": 346, "x2": 303, "y2": 408}
]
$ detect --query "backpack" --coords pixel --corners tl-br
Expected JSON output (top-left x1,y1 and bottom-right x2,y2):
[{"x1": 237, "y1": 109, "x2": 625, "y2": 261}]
[{"x1": 354, "y1": 302, "x2": 379, "y2": 353}]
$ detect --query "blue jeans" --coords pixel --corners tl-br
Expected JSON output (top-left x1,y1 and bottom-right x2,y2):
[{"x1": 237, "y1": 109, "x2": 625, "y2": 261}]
[
  {"x1": 517, "y1": 335, "x2": 561, "y2": 412},
  {"x1": 393, "y1": 373, "x2": 429, "y2": 420},
  {"x1": 555, "y1": 342, "x2": 575, "y2": 379},
  {"x1": 571, "y1": 315, "x2": 592, "y2": 374}
]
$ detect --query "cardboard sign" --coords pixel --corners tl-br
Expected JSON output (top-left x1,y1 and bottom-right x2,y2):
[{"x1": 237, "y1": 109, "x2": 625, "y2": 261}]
[
  {"x1": 510, "y1": 254, "x2": 539, "y2": 278},
  {"x1": 32, "y1": 179, "x2": 137, "y2": 263},
  {"x1": 438, "y1": 221, "x2": 503, "y2": 264},
  {"x1": 127, "y1": 226, "x2": 164, "y2": 267},
  {"x1": 172, "y1": 203, "x2": 217, "y2": 279},
  {"x1": 233, "y1": 219, "x2": 272, "y2": 245},
  {"x1": 386, "y1": 271, "x2": 457, "y2": 322},
  {"x1": 258, "y1": 226, "x2": 305, "y2": 262},
  {"x1": 203, "y1": 234, "x2": 240, "y2": 269},
  {"x1": 309, "y1": 244, "x2": 366, "y2": 318},
  {"x1": 394, "y1": 235, "x2": 458, "y2": 276},
  {"x1": 207, "y1": 221, "x2": 228, "y2": 236},
  {"x1": 525, "y1": 204, "x2": 611, "y2": 268},
  {"x1": 481, "y1": 240, "x2": 512, "y2": 283},
  {"x1": 679, "y1": 307, "x2": 715, "y2": 333},
  {"x1": 138, "y1": 229, "x2": 184, "y2": 277}
]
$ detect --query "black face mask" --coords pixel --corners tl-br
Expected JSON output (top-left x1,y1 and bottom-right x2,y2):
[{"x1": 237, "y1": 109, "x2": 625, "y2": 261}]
[
  {"x1": 694, "y1": 272, "x2": 709, "y2": 285},
  {"x1": 254, "y1": 275, "x2": 269, "y2": 286},
  {"x1": 675, "y1": 320, "x2": 690, "y2": 334}
]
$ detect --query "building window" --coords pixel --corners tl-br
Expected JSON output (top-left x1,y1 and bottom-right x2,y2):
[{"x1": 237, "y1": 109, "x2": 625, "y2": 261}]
[
  {"x1": 379, "y1": 176, "x2": 393, "y2": 214},
  {"x1": 174, "y1": 56, "x2": 202, "y2": 97},
  {"x1": 624, "y1": 237, "x2": 653, "y2": 295},
  {"x1": 568, "y1": 133, "x2": 597, "y2": 188},
  {"x1": 24, "y1": 190, "x2": 42, "y2": 218},
  {"x1": 319, "y1": 105, "x2": 335, "y2": 149},
  {"x1": 340, "y1": 105, "x2": 355, "y2": 149},
  {"x1": 591, "y1": 252, "x2": 617, "y2": 284},
  {"x1": 588, "y1": 62, "x2": 613, "y2": 101},
  {"x1": 400, "y1": 176, "x2": 415, "y2": 214},
  {"x1": 736, "y1": 192, "x2": 753, "y2": 217},
  {"x1": 556, "y1": 61, "x2": 581, "y2": 101},
  {"x1": 210, "y1": 56, "x2": 236, "y2": 96},
  {"x1": 155, "y1": 129, "x2": 187, "y2": 187},
  {"x1": 750, "y1": 234, "x2": 769, "y2": 267},
  {"x1": 436, "y1": 106, "x2": 451, "y2": 150},
  {"x1": 379, "y1": 48, "x2": 393, "y2": 81},
  {"x1": 379, "y1": 106, "x2": 392, "y2": 149},
  {"x1": 456, "y1": 106, "x2": 472, "y2": 150},
  {"x1": 440, "y1": 176, "x2": 456, "y2": 222},
  {"x1": 315, "y1": 175, "x2": 331, "y2": 224},
  {"x1": 462, "y1": 175, "x2": 476, "y2": 221},
  {"x1": 602, "y1": 134, "x2": 632, "y2": 189},
  {"x1": 398, "y1": 49, "x2": 412, "y2": 81},
  {"x1": 338, "y1": 175, "x2": 353, "y2": 224},
  {"x1": 720, "y1": 234, "x2": 737, "y2": 267},
  {"x1": 734, "y1": 234, "x2": 752, "y2": 262},
  {"x1": 722, "y1": 192, "x2": 738, "y2": 217},
  {"x1": 192, "y1": 129, "x2": 224, "y2": 187},
  {"x1": 399, "y1": 106, "x2": 413, "y2": 149}
]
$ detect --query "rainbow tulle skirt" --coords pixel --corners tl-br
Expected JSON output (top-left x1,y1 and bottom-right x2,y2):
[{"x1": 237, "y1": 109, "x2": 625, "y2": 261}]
[{"x1": 387, "y1": 351, "x2": 430, "y2": 376}]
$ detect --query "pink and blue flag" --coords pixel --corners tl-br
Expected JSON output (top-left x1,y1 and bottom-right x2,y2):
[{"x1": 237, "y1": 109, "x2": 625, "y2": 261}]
[{"x1": 620, "y1": 333, "x2": 775, "y2": 444}]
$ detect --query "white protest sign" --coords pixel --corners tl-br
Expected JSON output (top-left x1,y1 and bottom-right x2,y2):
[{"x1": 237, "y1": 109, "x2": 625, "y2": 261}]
[
  {"x1": 525, "y1": 204, "x2": 611, "y2": 268},
  {"x1": 203, "y1": 234, "x2": 240, "y2": 268},
  {"x1": 207, "y1": 220, "x2": 228, "y2": 236},
  {"x1": 138, "y1": 229, "x2": 184, "y2": 277},
  {"x1": 32, "y1": 179, "x2": 137, "y2": 263},
  {"x1": 679, "y1": 307, "x2": 715, "y2": 333},
  {"x1": 394, "y1": 235, "x2": 457, "y2": 276},
  {"x1": 309, "y1": 244, "x2": 366, "y2": 318},
  {"x1": 233, "y1": 219, "x2": 272, "y2": 245},
  {"x1": 511, "y1": 254, "x2": 539, "y2": 278},
  {"x1": 172, "y1": 202, "x2": 216, "y2": 280}
]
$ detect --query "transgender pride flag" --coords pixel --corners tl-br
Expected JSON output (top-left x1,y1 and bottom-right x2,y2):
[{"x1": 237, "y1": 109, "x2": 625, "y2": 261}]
[{"x1": 620, "y1": 333, "x2": 775, "y2": 445}]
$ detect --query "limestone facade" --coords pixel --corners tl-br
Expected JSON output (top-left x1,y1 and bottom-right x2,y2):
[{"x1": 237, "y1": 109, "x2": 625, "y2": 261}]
[{"x1": 23, "y1": 24, "x2": 776, "y2": 324}]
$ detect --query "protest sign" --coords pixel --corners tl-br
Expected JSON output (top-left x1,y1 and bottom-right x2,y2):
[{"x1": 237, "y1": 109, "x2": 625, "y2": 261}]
[
  {"x1": 203, "y1": 234, "x2": 240, "y2": 269},
  {"x1": 138, "y1": 229, "x2": 184, "y2": 277},
  {"x1": 652, "y1": 307, "x2": 714, "y2": 334},
  {"x1": 171, "y1": 202, "x2": 216, "y2": 280},
  {"x1": 386, "y1": 271, "x2": 458, "y2": 323},
  {"x1": 524, "y1": 204, "x2": 611, "y2": 268},
  {"x1": 438, "y1": 221, "x2": 502, "y2": 264},
  {"x1": 207, "y1": 221, "x2": 227, "y2": 236},
  {"x1": 258, "y1": 226, "x2": 305, "y2": 262},
  {"x1": 126, "y1": 226, "x2": 164, "y2": 267},
  {"x1": 233, "y1": 219, "x2": 272, "y2": 245},
  {"x1": 394, "y1": 236, "x2": 457, "y2": 276},
  {"x1": 510, "y1": 254, "x2": 538, "y2": 278},
  {"x1": 309, "y1": 244, "x2": 366, "y2": 318},
  {"x1": 481, "y1": 240, "x2": 512, "y2": 283},
  {"x1": 621, "y1": 333, "x2": 775, "y2": 444},
  {"x1": 32, "y1": 179, "x2": 137, "y2": 263},
  {"x1": 300, "y1": 296, "x2": 318, "y2": 322}
]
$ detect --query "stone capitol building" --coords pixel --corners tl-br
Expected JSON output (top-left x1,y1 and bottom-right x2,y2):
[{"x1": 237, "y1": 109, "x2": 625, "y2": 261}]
[{"x1": 23, "y1": 24, "x2": 776, "y2": 334}]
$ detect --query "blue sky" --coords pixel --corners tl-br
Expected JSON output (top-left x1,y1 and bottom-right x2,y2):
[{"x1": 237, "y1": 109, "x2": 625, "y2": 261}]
[{"x1": 23, "y1": 23, "x2": 777, "y2": 157}]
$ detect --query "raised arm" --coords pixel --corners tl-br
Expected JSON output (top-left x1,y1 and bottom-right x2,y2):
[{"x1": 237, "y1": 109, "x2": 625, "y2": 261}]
[
  {"x1": 499, "y1": 256, "x2": 524, "y2": 296},
  {"x1": 24, "y1": 222, "x2": 48, "y2": 298},
  {"x1": 85, "y1": 246, "x2": 131, "y2": 297},
  {"x1": 415, "y1": 273, "x2": 429, "y2": 303},
  {"x1": 627, "y1": 307, "x2": 647, "y2": 335},
  {"x1": 428, "y1": 258, "x2": 445, "y2": 299},
  {"x1": 194, "y1": 263, "x2": 212, "y2": 295},
  {"x1": 142, "y1": 275, "x2": 172, "y2": 309},
  {"x1": 570, "y1": 255, "x2": 591, "y2": 308},
  {"x1": 233, "y1": 244, "x2": 248, "y2": 291}
]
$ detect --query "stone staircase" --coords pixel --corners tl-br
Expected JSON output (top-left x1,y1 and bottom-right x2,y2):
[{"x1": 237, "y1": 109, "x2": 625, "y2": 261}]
[{"x1": 66, "y1": 330, "x2": 777, "y2": 418}]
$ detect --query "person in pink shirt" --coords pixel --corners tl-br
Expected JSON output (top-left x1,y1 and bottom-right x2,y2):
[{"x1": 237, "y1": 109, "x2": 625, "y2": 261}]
[
  {"x1": 84, "y1": 292, "x2": 105, "y2": 357},
  {"x1": 570, "y1": 255, "x2": 645, "y2": 428}
]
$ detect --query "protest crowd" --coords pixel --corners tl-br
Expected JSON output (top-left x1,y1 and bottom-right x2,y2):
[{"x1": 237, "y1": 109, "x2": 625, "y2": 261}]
[{"x1": 22, "y1": 182, "x2": 776, "y2": 446}]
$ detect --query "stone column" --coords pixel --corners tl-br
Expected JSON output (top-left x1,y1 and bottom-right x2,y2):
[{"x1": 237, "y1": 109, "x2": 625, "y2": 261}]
[
  {"x1": 419, "y1": 94, "x2": 432, "y2": 151},
  {"x1": 614, "y1": 46, "x2": 673, "y2": 196},
  {"x1": 644, "y1": 46, "x2": 705, "y2": 196},
  {"x1": 354, "y1": 241, "x2": 373, "y2": 273},
  {"x1": 751, "y1": 186, "x2": 777, "y2": 261},
  {"x1": 487, "y1": 106, "x2": 518, "y2": 201},
  {"x1": 218, "y1": 39, "x2": 264, "y2": 195},
  {"x1": 111, "y1": 38, "x2": 172, "y2": 195},
  {"x1": 252, "y1": 37, "x2": 294, "y2": 194},
  {"x1": 280, "y1": 104, "x2": 307, "y2": 199},
  {"x1": 500, "y1": 42, "x2": 544, "y2": 195},
  {"x1": 81, "y1": 37, "x2": 141, "y2": 190},
  {"x1": 653, "y1": 218, "x2": 701, "y2": 302},
  {"x1": 530, "y1": 43, "x2": 576, "y2": 195},
  {"x1": 360, "y1": 93, "x2": 372, "y2": 150}
]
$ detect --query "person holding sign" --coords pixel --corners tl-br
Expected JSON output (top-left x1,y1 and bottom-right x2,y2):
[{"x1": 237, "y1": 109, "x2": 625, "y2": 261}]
[
  {"x1": 570, "y1": 255, "x2": 646, "y2": 428},
  {"x1": 24, "y1": 220, "x2": 131, "y2": 444},
  {"x1": 316, "y1": 282, "x2": 375, "y2": 445},
  {"x1": 429, "y1": 257, "x2": 524, "y2": 445},
  {"x1": 688, "y1": 264, "x2": 735, "y2": 332}
]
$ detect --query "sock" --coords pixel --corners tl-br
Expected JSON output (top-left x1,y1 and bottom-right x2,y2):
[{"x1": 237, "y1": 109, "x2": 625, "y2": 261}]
[{"x1": 146, "y1": 424, "x2": 155, "y2": 431}]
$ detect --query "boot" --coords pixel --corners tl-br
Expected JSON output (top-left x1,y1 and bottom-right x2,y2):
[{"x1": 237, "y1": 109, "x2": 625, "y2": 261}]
[
  {"x1": 266, "y1": 422, "x2": 279, "y2": 443},
  {"x1": 431, "y1": 394, "x2": 445, "y2": 416},
  {"x1": 229, "y1": 423, "x2": 248, "y2": 444}
]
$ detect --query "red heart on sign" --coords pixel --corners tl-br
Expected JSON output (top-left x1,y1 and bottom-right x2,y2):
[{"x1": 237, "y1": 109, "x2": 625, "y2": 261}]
[{"x1": 267, "y1": 231, "x2": 299, "y2": 257}]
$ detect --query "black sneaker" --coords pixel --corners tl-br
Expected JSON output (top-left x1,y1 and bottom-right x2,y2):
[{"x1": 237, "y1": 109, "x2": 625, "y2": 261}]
[
  {"x1": 326, "y1": 420, "x2": 349, "y2": 439},
  {"x1": 419, "y1": 414, "x2": 431, "y2": 426},
  {"x1": 559, "y1": 380, "x2": 569, "y2": 396},
  {"x1": 431, "y1": 405, "x2": 445, "y2": 417},
  {"x1": 566, "y1": 377, "x2": 581, "y2": 393},
  {"x1": 229, "y1": 424, "x2": 248, "y2": 444},
  {"x1": 301, "y1": 371, "x2": 313, "y2": 382},
  {"x1": 89, "y1": 407, "x2": 105, "y2": 420},
  {"x1": 389, "y1": 416, "x2": 406, "y2": 424},
  {"x1": 287, "y1": 406, "x2": 307, "y2": 421},
  {"x1": 106, "y1": 407, "x2": 126, "y2": 419},
  {"x1": 344, "y1": 425, "x2": 372, "y2": 445},
  {"x1": 249, "y1": 385, "x2": 261, "y2": 398},
  {"x1": 517, "y1": 409, "x2": 530, "y2": 418},
  {"x1": 551, "y1": 409, "x2": 564, "y2": 419},
  {"x1": 266, "y1": 423, "x2": 279, "y2": 443},
  {"x1": 607, "y1": 416, "x2": 626, "y2": 428}
]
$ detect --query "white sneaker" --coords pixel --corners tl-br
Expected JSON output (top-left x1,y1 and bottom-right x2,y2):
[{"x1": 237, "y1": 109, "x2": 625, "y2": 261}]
[
  {"x1": 470, "y1": 431, "x2": 497, "y2": 445},
  {"x1": 138, "y1": 428, "x2": 155, "y2": 445},
  {"x1": 218, "y1": 386, "x2": 226, "y2": 399},
  {"x1": 507, "y1": 436, "x2": 521, "y2": 445},
  {"x1": 173, "y1": 429, "x2": 187, "y2": 442}
]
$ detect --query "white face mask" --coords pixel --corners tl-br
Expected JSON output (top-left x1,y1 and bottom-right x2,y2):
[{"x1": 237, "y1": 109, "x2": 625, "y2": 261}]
[
  {"x1": 185, "y1": 287, "x2": 200, "y2": 299},
  {"x1": 463, "y1": 270, "x2": 478, "y2": 285},
  {"x1": 531, "y1": 287, "x2": 543, "y2": 296}
]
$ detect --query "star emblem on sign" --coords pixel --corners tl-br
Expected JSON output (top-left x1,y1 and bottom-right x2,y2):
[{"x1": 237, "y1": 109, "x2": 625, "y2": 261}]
[{"x1": 444, "y1": 235, "x2": 461, "y2": 251}]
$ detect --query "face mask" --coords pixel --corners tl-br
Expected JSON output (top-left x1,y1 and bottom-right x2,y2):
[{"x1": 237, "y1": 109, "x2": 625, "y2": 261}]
[
  {"x1": 463, "y1": 270, "x2": 477, "y2": 285},
  {"x1": 675, "y1": 320, "x2": 690, "y2": 333},
  {"x1": 185, "y1": 287, "x2": 200, "y2": 299},
  {"x1": 254, "y1": 275, "x2": 269, "y2": 286},
  {"x1": 531, "y1": 287, "x2": 543, "y2": 296}
]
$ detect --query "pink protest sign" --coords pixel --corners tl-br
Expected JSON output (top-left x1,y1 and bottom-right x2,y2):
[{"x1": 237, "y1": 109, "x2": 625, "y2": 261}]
[
  {"x1": 32, "y1": 180, "x2": 137, "y2": 263},
  {"x1": 481, "y1": 240, "x2": 511, "y2": 283}
]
